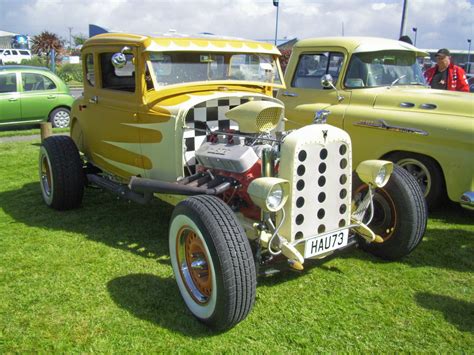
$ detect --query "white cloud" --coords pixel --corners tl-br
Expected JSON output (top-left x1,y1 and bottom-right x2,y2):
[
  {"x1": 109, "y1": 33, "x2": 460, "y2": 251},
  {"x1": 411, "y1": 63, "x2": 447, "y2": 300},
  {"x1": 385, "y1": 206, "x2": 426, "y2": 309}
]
[
  {"x1": 372, "y1": 3, "x2": 387, "y2": 10},
  {"x1": 0, "y1": 0, "x2": 472, "y2": 50}
]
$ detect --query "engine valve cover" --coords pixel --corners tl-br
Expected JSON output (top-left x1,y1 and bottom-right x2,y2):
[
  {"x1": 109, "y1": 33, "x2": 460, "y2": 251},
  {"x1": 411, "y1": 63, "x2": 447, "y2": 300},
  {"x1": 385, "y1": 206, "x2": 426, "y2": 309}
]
[{"x1": 195, "y1": 142, "x2": 259, "y2": 173}]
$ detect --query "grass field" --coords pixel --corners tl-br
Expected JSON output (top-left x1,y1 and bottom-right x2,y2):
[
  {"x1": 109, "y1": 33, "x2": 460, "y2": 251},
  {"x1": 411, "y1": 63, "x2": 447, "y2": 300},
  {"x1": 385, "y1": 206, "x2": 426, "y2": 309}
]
[{"x1": 0, "y1": 138, "x2": 473, "y2": 352}]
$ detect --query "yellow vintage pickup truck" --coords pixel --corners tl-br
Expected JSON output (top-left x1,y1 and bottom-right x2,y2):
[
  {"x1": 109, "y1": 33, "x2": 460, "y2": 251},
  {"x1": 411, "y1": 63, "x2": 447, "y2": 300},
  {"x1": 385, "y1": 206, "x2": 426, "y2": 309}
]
[
  {"x1": 277, "y1": 37, "x2": 473, "y2": 210},
  {"x1": 38, "y1": 33, "x2": 426, "y2": 330}
]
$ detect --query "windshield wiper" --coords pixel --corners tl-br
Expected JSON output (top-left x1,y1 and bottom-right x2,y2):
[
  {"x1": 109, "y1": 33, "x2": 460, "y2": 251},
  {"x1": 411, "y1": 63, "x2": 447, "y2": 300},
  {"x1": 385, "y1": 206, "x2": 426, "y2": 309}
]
[{"x1": 390, "y1": 75, "x2": 407, "y2": 87}]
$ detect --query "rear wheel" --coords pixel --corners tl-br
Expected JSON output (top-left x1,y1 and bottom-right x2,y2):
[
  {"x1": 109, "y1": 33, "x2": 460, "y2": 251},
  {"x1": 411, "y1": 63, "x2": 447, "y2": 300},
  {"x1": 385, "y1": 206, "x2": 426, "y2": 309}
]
[
  {"x1": 49, "y1": 107, "x2": 71, "y2": 128},
  {"x1": 386, "y1": 152, "x2": 445, "y2": 209},
  {"x1": 169, "y1": 195, "x2": 256, "y2": 331},
  {"x1": 353, "y1": 165, "x2": 427, "y2": 260},
  {"x1": 39, "y1": 136, "x2": 84, "y2": 210}
]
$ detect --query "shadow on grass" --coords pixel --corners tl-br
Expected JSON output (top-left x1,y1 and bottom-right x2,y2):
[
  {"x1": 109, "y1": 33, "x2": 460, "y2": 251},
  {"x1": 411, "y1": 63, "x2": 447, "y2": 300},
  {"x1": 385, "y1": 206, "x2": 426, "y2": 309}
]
[
  {"x1": 403, "y1": 227, "x2": 474, "y2": 272},
  {"x1": 340, "y1": 226, "x2": 474, "y2": 273},
  {"x1": 415, "y1": 292, "x2": 474, "y2": 332},
  {"x1": 0, "y1": 182, "x2": 173, "y2": 262},
  {"x1": 344, "y1": 199, "x2": 474, "y2": 273},
  {"x1": 429, "y1": 202, "x2": 474, "y2": 225},
  {"x1": 107, "y1": 273, "x2": 218, "y2": 337}
]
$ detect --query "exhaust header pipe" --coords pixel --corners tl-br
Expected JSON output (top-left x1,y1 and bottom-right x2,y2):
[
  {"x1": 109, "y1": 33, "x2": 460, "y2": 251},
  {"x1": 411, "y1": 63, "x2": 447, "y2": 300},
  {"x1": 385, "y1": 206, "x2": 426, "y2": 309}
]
[
  {"x1": 87, "y1": 173, "x2": 232, "y2": 205},
  {"x1": 128, "y1": 176, "x2": 231, "y2": 196}
]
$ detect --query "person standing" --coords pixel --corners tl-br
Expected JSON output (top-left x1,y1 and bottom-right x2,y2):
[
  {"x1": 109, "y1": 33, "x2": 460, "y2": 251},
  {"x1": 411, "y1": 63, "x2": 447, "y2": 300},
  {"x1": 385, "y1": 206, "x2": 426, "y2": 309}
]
[{"x1": 424, "y1": 48, "x2": 469, "y2": 92}]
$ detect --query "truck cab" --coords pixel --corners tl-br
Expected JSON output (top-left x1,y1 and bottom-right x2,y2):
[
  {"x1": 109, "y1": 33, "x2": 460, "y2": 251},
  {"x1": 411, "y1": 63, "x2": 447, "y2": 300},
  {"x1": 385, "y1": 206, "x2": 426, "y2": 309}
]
[{"x1": 278, "y1": 37, "x2": 474, "y2": 210}]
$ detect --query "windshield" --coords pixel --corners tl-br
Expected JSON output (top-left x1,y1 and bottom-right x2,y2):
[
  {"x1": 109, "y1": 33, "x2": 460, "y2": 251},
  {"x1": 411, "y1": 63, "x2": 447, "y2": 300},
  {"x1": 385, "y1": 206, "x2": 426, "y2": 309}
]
[
  {"x1": 147, "y1": 52, "x2": 282, "y2": 88},
  {"x1": 344, "y1": 50, "x2": 426, "y2": 88}
]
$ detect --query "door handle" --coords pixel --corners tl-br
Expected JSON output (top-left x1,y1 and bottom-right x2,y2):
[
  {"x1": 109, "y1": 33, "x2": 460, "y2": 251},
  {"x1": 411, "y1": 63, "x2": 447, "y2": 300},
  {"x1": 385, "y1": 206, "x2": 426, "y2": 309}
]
[
  {"x1": 8, "y1": 97, "x2": 18, "y2": 102},
  {"x1": 282, "y1": 91, "x2": 298, "y2": 97},
  {"x1": 89, "y1": 96, "x2": 98, "y2": 104},
  {"x1": 47, "y1": 95, "x2": 56, "y2": 99}
]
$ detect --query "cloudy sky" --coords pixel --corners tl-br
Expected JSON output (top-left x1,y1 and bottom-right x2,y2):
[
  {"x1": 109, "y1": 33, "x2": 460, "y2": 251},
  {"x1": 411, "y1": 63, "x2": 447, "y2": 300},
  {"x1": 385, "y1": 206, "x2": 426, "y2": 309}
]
[{"x1": 1, "y1": 0, "x2": 473, "y2": 50}]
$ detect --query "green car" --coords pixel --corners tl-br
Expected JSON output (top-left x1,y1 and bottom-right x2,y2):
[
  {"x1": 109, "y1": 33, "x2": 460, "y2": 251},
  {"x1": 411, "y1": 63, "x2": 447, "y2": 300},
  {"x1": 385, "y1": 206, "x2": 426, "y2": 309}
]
[{"x1": 0, "y1": 65, "x2": 74, "y2": 128}]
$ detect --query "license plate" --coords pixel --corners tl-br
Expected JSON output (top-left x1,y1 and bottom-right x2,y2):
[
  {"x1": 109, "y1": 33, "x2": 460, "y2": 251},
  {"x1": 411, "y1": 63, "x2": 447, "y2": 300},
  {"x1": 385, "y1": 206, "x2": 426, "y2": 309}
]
[{"x1": 304, "y1": 229, "x2": 349, "y2": 258}]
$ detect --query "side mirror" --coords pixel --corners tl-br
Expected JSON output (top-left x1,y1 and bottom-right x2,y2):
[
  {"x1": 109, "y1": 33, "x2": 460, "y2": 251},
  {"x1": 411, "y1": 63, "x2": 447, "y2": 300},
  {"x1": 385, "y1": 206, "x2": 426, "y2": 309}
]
[
  {"x1": 320, "y1": 74, "x2": 344, "y2": 102},
  {"x1": 111, "y1": 46, "x2": 131, "y2": 69},
  {"x1": 321, "y1": 74, "x2": 334, "y2": 89}
]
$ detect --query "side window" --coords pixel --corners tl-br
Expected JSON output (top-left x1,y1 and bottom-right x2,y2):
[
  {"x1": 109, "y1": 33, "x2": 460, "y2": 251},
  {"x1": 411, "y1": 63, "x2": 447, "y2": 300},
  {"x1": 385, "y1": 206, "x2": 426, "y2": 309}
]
[
  {"x1": 328, "y1": 53, "x2": 344, "y2": 81},
  {"x1": 22, "y1": 73, "x2": 57, "y2": 91},
  {"x1": 85, "y1": 54, "x2": 95, "y2": 86},
  {"x1": 4, "y1": 50, "x2": 11, "y2": 56},
  {"x1": 100, "y1": 52, "x2": 135, "y2": 92},
  {"x1": 292, "y1": 52, "x2": 344, "y2": 89},
  {"x1": 0, "y1": 73, "x2": 17, "y2": 93},
  {"x1": 12, "y1": 50, "x2": 19, "y2": 55},
  {"x1": 19, "y1": 50, "x2": 30, "y2": 55}
]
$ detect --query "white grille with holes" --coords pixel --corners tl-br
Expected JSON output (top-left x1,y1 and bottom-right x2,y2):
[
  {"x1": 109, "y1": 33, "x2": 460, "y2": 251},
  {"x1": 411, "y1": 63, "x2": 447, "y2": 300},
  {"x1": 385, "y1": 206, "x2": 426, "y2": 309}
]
[{"x1": 278, "y1": 124, "x2": 352, "y2": 253}]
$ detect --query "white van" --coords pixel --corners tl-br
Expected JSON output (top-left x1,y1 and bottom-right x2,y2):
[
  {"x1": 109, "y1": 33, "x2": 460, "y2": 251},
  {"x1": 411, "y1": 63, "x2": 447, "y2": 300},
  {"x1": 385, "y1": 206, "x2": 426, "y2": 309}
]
[{"x1": 0, "y1": 49, "x2": 32, "y2": 64}]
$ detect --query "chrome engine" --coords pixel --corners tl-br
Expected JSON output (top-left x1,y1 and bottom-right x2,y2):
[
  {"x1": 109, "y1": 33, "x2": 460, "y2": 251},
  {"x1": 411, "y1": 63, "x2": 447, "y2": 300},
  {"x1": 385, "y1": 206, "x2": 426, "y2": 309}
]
[{"x1": 196, "y1": 141, "x2": 271, "y2": 174}]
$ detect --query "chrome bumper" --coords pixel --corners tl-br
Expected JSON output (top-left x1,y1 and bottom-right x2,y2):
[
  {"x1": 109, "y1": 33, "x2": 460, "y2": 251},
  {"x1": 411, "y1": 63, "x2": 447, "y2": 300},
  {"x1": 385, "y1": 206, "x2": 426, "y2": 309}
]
[{"x1": 460, "y1": 191, "x2": 474, "y2": 210}]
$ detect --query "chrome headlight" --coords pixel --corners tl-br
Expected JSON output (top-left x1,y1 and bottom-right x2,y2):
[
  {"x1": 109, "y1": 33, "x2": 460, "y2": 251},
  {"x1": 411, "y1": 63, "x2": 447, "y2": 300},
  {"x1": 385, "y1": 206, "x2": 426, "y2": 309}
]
[
  {"x1": 375, "y1": 166, "x2": 388, "y2": 186},
  {"x1": 267, "y1": 185, "x2": 283, "y2": 210},
  {"x1": 248, "y1": 177, "x2": 289, "y2": 212},
  {"x1": 356, "y1": 160, "x2": 393, "y2": 188}
]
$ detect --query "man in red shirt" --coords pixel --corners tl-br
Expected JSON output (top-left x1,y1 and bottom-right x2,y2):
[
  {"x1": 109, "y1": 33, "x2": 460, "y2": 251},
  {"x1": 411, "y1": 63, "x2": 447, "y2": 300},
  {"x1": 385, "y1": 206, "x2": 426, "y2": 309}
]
[{"x1": 424, "y1": 48, "x2": 469, "y2": 92}]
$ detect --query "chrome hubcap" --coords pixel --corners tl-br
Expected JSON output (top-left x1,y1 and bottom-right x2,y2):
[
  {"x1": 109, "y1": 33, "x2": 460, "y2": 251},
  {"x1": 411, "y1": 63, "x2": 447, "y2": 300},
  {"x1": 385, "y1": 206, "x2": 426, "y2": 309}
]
[
  {"x1": 398, "y1": 158, "x2": 431, "y2": 198},
  {"x1": 53, "y1": 110, "x2": 70, "y2": 128}
]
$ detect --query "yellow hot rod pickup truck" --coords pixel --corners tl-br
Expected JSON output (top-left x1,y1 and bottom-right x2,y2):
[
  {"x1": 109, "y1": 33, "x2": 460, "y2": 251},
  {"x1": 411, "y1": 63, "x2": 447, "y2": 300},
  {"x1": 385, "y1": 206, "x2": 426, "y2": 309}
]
[
  {"x1": 39, "y1": 33, "x2": 426, "y2": 331},
  {"x1": 277, "y1": 37, "x2": 474, "y2": 210}
]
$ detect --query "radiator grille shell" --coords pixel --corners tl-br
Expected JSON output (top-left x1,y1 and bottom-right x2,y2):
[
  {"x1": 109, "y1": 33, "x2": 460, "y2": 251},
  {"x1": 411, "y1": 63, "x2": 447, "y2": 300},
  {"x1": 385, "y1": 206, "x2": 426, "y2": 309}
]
[{"x1": 278, "y1": 124, "x2": 352, "y2": 251}]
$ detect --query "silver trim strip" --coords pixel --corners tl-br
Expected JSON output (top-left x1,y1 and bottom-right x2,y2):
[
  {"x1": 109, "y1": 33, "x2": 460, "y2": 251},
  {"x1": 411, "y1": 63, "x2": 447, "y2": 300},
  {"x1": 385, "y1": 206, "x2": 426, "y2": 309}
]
[
  {"x1": 282, "y1": 91, "x2": 298, "y2": 97},
  {"x1": 353, "y1": 119, "x2": 428, "y2": 136},
  {"x1": 0, "y1": 119, "x2": 43, "y2": 126}
]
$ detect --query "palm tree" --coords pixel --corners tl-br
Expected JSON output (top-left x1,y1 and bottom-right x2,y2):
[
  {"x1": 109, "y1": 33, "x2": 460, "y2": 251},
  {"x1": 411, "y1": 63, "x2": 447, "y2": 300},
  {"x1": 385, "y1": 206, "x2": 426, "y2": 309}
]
[
  {"x1": 31, "y1": 31, "x2": 64, "y2": 65},
  {"x1": 73, "y1": 34, "x2": 88, "y2": 46}
]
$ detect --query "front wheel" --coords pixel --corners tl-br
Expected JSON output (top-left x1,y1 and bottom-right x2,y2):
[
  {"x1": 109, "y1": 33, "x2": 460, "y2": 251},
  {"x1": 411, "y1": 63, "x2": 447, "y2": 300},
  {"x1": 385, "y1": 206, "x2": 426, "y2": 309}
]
[
  {"x1": 353, "y1": 165, "x2": 427, "y2": 260},
  {"x1": 49, "y1": 107, "x2": 71, "y2": 128},
  {"x1": 169, "y1": 195, "x2": 256, "y2": 331}
]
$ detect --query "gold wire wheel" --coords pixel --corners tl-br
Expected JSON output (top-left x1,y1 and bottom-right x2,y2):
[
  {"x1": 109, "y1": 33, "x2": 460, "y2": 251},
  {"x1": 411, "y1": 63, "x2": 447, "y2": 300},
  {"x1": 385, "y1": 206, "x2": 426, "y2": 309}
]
[{"x1": 176, "y1": 227, "x2": 212, "y2": 304}]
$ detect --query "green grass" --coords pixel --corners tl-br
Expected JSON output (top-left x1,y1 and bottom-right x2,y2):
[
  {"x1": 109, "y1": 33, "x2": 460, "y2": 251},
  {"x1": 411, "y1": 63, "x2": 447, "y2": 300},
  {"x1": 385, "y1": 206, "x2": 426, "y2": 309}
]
[
  {"x1": 0, "y1": 139, "x2": 473, "y2": 352},
  {"x1": 0, "y1": 127, "x2": 69, "y2": 138}
]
